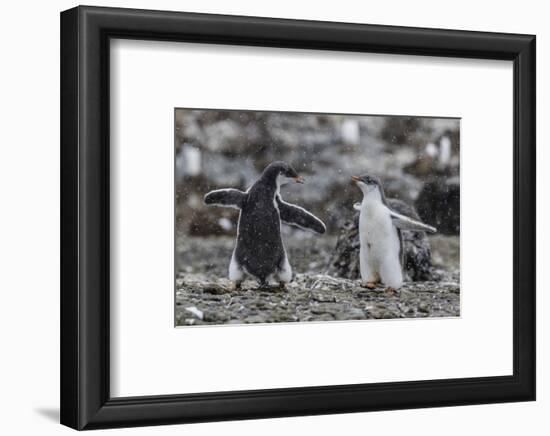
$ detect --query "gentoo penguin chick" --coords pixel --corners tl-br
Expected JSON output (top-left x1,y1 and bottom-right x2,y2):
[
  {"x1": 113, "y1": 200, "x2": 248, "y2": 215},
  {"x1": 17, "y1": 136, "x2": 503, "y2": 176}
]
[
  {"x1": 351, "y1": 175, "x2": 436, "y2": 293},
  {"x1": 204, "y1": 161, "x2": 326, "y2": 289}
]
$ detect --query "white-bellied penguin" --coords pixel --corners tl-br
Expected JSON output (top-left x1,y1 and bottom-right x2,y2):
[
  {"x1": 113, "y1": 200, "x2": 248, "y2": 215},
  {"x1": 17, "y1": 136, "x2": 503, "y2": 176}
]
[
  {"x1": 204, "y1": 161, "x2": 326, "y2": 289},
  {"x1": 351, "y1": 174, "x2": 436, "y2": 293}
]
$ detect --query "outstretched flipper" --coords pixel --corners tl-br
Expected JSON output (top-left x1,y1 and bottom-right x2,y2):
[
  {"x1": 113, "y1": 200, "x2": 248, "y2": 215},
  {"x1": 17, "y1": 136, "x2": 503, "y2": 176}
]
[
  {"x1": 389, "y1": 209, "x2": 437, "y2": 233},
  {"x1": 204, "y1": 189, "x2": 247, "y2": 210},
  {"x1": 276, "y1": 195, "x2": 326, "y2": 234}
]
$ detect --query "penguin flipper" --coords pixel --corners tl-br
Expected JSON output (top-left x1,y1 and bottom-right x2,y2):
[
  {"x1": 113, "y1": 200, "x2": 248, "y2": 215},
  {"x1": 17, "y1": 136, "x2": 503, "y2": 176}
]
[
  {"x1": 204, "y1": 188, "x2": 246, "y2": 209},
  {"x1": 276, "y1": 196, "x2": 326, "y2": 234},
  {"x1": 390, "y1": 210, "x2": 437, "y2": 233}
]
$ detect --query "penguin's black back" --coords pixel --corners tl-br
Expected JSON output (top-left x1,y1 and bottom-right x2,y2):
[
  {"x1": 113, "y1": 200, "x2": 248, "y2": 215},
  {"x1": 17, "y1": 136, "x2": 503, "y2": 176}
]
[{"x1": 235, "y1": 180, "x2": 285, "y2": 283}]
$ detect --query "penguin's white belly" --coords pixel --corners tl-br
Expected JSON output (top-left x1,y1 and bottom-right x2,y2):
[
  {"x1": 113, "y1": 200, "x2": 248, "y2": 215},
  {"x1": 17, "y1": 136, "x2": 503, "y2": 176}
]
[
  {"x1": 359, "y1": 209, "x2": 398, "y2": 265},
  {"x1": 359, "y1": 205, "x2": 403, "y2": 288}
]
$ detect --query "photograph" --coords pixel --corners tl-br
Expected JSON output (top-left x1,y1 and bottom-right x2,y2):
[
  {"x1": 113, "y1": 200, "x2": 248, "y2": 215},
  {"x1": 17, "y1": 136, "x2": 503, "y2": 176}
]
[{"x1": 175, "y1": 108, "x2": 460, "y2": 326}]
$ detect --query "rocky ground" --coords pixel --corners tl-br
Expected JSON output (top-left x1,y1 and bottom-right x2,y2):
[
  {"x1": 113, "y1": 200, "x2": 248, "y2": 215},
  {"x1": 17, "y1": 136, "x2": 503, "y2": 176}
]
[{"x1": 175, "y1": 234, "x2": 460, "y2": 326}]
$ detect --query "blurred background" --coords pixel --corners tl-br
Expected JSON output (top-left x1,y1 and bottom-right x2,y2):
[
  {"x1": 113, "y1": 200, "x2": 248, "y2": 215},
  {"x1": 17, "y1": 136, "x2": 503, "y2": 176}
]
[{"x1": 175, "y1": 108, "x2": 459, "y2": 241}]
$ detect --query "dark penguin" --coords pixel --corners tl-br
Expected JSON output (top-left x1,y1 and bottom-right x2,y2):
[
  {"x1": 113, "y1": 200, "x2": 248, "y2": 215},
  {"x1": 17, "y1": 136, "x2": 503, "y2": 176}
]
[{"x1": 204, "y1": 161, "x2": 326, "y2": 288}]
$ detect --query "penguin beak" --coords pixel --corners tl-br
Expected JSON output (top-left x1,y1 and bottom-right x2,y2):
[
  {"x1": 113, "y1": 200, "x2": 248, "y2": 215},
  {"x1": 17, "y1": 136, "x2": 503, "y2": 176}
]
[
  {"x1": 351, "y1": 175, "x2": 361, "y2": 183},
  {"x1": 293, "y1": 176, "x2": 305, "y2": 184}
]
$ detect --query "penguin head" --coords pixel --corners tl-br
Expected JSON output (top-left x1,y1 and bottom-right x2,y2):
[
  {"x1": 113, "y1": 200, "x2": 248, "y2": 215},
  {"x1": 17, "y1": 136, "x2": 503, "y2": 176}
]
[
  {"x1": 351, "y1": 174, "x2": 383, "y2": 195},
  {"x1": 264, "y1": 161, "x2": 305, "y2": 185}
]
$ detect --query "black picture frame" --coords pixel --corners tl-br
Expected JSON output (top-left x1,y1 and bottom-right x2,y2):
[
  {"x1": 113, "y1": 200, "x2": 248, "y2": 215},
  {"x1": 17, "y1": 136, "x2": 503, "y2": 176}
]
[{"x1": 60, "y1": 5, "x2": 536, "y2": 430}]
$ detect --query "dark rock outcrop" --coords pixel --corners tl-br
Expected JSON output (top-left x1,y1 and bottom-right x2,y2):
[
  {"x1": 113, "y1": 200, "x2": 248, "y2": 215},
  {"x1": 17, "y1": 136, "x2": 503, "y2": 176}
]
[{"x1": 416, "y1": 177, "x2": 460, "y2": 235}]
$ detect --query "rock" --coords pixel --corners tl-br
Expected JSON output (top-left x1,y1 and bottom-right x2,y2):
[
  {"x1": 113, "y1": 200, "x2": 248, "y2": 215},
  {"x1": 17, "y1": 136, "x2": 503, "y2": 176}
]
[
  {"x1": 418, "y1": 302, "x2": 432, "y2": 313},
  {"x1": 184, "y1": 306, "x2": 204, "y2": 320},
  {"x1": 339, "y1": 307, "x2": 366, "y2": 320},
  {"x1": 242, "y1": 315, "x2": 265, "y2": 323},
  {"x1": 310, "y1": 302, "x2": 337, "y2": 315},
  {"x1": 399, "y1": 289, "x2": 416, "y2": 301},
  {"x1": 325, "y1": 199, "x2": 433, "y2": 281},
  {"x1": 188, "y1": 208, "x2": 238, "y2": 237},
  {"x1": 203, "y1": 310, "x2": 230, "y2": 323},
  {"x1": 416, "y1": 177, "x2": 460, "y2": 235},
  {"x1": 202, "y1": 283, "x2": 230, "y2": 295},
  {"x1": 311, "y1": 292, "x2": 337, "y2": 303}
]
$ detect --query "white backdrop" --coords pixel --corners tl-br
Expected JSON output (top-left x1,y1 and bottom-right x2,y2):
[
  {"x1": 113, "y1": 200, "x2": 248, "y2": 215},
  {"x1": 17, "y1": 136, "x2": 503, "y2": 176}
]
[{"x1": 0, "y1": 0, "x2": 547, "y2": 435}]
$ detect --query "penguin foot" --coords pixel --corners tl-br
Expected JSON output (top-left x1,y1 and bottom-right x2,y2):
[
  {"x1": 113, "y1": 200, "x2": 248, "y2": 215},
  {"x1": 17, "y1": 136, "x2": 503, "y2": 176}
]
[
  {"x1": 385, "y1": 287, "x2": 397, "y2": 296},
  {"x1": 361, "y1": 282, "x2": 378, "y2": 289},
  {"x1": 231, "y1": 281, "x2": 242, "y2": 291},
  {"x1": 278, "y1": 282, "x2": 287, "y2": 291}
]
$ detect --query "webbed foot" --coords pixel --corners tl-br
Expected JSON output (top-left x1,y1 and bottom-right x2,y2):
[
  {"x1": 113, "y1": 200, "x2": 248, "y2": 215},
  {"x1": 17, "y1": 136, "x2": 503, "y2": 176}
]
[
  {"x1": 385, "y1": 287, "x2": 397, "y2": 296},
  {"x1": 361, "y1": 281, "x2": 378, "y2": 289}
]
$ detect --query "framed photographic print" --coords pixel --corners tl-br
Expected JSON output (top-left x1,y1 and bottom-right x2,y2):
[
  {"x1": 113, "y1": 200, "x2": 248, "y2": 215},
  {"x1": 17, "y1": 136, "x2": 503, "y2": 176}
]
[{"x1": 60, "y1": 6, "x2": 536, "y2": 430}]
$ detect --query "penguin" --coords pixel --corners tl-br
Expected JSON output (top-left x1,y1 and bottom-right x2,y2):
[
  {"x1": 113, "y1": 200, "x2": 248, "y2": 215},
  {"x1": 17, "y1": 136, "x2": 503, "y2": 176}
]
[
  {"x1": 204, "y1": 161, "x2": 326, "y2": 289},
  {"x1": 351, "y1": 174, "x2": 436, "y2": 293}
]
